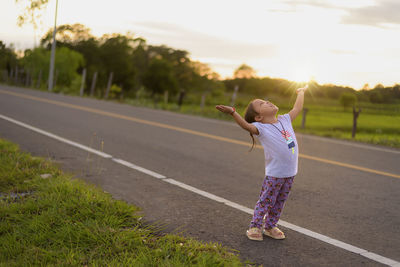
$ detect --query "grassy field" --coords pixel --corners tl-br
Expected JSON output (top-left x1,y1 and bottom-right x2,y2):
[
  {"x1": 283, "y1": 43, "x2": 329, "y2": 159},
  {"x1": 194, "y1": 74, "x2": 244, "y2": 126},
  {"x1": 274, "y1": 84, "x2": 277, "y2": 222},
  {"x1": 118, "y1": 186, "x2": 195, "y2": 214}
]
[
  {"x1": 291, "y1": 105, "x2": 400, "y2": 147},
  {"x1": 0, "y1": 138, "x2": 245, "y2": 266},
  {"x1": 123, "y1": 93, "x2": 400, "y2": 148}
]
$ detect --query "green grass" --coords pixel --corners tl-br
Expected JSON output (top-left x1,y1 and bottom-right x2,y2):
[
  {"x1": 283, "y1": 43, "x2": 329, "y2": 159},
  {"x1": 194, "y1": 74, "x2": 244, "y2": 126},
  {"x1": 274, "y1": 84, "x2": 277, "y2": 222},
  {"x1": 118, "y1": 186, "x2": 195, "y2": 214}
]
[
  {"x1": 0, "y1": 139, "x2": 244, "y2": 266},
  {"x1": 289, "y1": 106, "x2": 399, "y2": 146}
]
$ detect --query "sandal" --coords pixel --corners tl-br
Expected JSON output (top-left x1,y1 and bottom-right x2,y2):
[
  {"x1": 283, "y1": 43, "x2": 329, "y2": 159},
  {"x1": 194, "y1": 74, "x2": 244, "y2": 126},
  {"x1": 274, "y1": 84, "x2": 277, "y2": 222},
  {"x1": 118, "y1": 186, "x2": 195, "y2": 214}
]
[
  {"x1": 246, "y1": 227, "x2": 263, "y2": 241},
  {"x1": 263, "y1": 227, "x2": 286, "y2": 240}
]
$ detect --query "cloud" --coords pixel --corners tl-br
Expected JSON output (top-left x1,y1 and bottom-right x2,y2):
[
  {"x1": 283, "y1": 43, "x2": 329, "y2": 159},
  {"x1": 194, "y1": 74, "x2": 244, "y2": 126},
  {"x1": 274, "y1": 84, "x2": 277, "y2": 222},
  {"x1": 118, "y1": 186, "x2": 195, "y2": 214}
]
[
  {"x1": 341, "y1": 0, "x2": 400, "y2": 28},
  {"x1": 329, "y1": 49, "x2": 357, "y2": 55},
  {"x1": 130, "y1": 21, "x2": 279, "y2": 61},
  {"x1": 275, "y1": 0, "x2": 400, "y2": 28},
  {"x1": 281, "y1": 0, "x2": 339, "y2": 9},
  {"x1": 273, "y1": 0, "x2": 344, "y2": 11}
]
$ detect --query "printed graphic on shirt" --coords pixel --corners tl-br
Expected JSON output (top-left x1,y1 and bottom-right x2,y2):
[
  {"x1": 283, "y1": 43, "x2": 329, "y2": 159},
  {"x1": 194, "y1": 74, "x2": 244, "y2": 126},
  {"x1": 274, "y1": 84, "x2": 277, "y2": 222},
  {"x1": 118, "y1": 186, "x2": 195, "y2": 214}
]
[{"x1": 280, "y1": 130, "x2": 295, "y2": 153}]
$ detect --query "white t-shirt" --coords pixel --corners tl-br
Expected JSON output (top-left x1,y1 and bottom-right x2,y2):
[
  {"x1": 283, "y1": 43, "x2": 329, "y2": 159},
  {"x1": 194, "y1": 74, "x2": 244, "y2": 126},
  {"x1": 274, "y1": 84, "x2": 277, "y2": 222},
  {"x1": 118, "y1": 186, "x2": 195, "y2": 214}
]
[{"x1": 252, "y1": 114, "x2": 298, "y2": 178}]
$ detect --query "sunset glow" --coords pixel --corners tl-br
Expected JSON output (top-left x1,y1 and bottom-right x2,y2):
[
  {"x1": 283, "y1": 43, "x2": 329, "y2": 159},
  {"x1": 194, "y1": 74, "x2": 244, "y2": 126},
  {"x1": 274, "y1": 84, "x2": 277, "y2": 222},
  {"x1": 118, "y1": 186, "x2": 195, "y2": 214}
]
[{"x1": 1, "y1": 0, "x2": 400, "y2": 89}]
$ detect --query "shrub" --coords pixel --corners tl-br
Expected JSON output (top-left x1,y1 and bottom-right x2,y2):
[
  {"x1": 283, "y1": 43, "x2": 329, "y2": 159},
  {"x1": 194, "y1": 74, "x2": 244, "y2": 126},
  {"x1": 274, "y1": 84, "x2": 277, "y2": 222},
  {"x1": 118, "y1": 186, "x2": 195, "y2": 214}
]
[
  {"x1": 369, "y1": 91, "x2": 384, "y2": 103},
  {"x1": 339, "y1": 92, "x2": 357, "y2": 109}
]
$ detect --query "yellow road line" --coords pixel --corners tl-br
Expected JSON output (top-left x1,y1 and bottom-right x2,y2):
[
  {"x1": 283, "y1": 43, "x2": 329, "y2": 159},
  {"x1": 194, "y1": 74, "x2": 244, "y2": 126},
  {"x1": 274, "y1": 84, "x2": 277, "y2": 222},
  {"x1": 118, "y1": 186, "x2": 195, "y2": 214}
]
[
  {"x1": 1, "y1": 89, "x2": 399, "y2": 179},
  {"x1": 300, "y1": 154, "x2": 400, "y2": 179}
]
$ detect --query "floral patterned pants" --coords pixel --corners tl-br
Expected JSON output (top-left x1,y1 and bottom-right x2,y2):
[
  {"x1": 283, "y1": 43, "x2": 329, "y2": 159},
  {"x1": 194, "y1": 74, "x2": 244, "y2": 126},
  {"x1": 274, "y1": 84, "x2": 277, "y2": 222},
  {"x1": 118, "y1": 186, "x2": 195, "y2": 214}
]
[{"x1": 250, "y1": 176, "x2": 295, "y2": 230}]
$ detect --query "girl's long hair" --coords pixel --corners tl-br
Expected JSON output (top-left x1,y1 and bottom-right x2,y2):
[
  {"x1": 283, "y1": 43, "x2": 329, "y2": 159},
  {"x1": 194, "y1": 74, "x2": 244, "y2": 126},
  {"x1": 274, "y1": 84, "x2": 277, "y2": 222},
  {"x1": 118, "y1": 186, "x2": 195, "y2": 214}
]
[{"x1": 244, "y1": 100, "x2": 259, "y2": 152}]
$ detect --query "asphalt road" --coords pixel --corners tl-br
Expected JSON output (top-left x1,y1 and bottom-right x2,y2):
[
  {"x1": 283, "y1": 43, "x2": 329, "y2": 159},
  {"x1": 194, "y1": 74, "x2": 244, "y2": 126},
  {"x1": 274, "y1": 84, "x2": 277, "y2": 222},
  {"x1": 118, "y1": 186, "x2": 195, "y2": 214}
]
[{"x1": 1, "y1": 85, "x2": 399, "y2": 266}]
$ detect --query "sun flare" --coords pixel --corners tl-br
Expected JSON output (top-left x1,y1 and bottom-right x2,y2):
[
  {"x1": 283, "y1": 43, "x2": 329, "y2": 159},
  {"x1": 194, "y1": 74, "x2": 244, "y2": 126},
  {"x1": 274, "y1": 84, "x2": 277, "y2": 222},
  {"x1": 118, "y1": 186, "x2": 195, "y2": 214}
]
[{"x1": 292, "y1": 69, "x2": 314, "y2": 84}]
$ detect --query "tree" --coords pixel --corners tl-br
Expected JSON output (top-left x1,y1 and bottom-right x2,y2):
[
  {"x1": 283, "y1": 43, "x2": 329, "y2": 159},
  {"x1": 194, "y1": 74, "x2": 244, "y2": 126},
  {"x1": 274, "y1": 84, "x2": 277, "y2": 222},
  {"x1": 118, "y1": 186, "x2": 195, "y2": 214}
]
[
  {"x1": 362, "y1": 83, "x2": 370, "y2": 90},
  {"x1": 391, "y1": 84, "x2": 400, "y2": 99},
  {"x1": 21, "y1": 47, "x2": 49, "y2": 86},
  {"x1": 143, "y1": 58, "x2": 178, "y2": 97},
  {"x1": 190, "y1": 61, "x2": 222, "y2": 94},
  {"x1": 0, "y1": 41, "x2": 18, "y2": 75},
  {"x1": 188, "y1": 62, "x2": 224, "y2": 104},
  {"x1": 15, "y1": 0, "x2": 49, "y2": 46},
  {"x1": 53, "y1": 47, "x2": 84, "y2": 88},
  {"x1": 369, "y1": 91, "x2": 384, "y2": 103},
  {"x1": 73, "y1": 37, "x2": 102, "y2": 91},
  {"x1": 21, "y1": 46, "x2": 84, "y2": 91},
  {"x1": 40, "y1": 23, "x2": 93, "y2": 49},
  {"x1": 42, "y1": 24, "x2": 103, "y2": 93},
  {"x1": 339, "y1": 92, "x2": 357, "y2": 110},
  {"x1": 233, "y1": 64, "x2": 256, "y2": 79},
  {"x1": 131, "y1": 38, "x2": 149, "y2": 91},
  {"x1": 191, "y1": 61, "x2": 220, "y2": 80},
  {"x1": 147, "y1": 45, "x2": 194, "y2": 92},
  {"x1": 99, "y1": 34, "x2": 138, "y2": 93}
]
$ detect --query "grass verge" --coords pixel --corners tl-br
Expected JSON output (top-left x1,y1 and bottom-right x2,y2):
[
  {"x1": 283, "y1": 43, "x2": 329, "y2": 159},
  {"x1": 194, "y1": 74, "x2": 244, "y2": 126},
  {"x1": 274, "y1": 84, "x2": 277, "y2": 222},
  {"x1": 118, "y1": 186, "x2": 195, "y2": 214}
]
[{"x1": 0, "y1": 138, "x2": 244, "y2": 266}]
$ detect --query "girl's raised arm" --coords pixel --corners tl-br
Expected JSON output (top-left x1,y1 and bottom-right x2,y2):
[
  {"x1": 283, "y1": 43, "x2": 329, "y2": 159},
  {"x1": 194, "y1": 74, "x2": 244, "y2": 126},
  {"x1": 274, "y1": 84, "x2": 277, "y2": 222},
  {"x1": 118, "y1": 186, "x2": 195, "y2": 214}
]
[
  {"x1": 289, "y1": 85, "x2": 308, "y2": 121},
  {"x1": 216, "y1": 105, "x2": 259, "y2": 135}
]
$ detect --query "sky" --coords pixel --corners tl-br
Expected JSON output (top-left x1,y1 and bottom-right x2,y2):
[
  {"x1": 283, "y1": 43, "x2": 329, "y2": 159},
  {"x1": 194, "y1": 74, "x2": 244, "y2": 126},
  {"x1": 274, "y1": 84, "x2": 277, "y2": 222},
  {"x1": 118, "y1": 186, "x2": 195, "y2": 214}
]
[{"x1": 1, "y1": 0, "x2": 400, "y2": 89}]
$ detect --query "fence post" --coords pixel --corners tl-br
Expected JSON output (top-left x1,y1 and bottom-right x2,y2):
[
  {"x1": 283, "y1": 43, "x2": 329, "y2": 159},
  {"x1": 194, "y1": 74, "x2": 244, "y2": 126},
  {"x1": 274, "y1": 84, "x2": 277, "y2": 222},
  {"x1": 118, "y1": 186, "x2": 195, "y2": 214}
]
[
  {"x1": 29, "y1": 69, "x2": 33, "y2": 87},
  {"x1": 178, "y1": 90, "x2": 185, "y2": 108},
  {"x1": 105, "y1": 72, "x2": 113, "y2": 99},
  {"x1": 37, "y1": 69, "x2": 42, "y2": 88},
  {"x1": 80, "y1": 68, "x2": 86, "y2": 96},
  {"x1": 25, "y1": 69, "x2": 30, "y2": 87},
  {"x1": 2, "y1": 70, "x2": 7, "y2": 82},
  {"x1": 200, "y1": 93, "x2": 206, "y2": 111},
  {"x1": 230, "y1": 85, "x2": 239, "y2": 106},
  {"x1": 54, "y1": 69, "x2": 59, "y2": 89},
  {"x1": 14, "y1": 66, "x2": 19, "y2": 84},
  {"x1": 119, "y1": 85, "x2": 124, "y2": 100},
  {"x1": 301, "y1": 108, "x2": 308, "y2": 129},
  {"x1": 10, "y1": 69, "x2": 14, "y2": 83},
  {"x1": 352, "y1": 106, "x2": 361, "y2": 138},
  {"x1": 163, "y1": 90, "x2": 169, "y2": 104},
  {"x1": 90, "y1": 71, "x2": 98, "y2": 97}
]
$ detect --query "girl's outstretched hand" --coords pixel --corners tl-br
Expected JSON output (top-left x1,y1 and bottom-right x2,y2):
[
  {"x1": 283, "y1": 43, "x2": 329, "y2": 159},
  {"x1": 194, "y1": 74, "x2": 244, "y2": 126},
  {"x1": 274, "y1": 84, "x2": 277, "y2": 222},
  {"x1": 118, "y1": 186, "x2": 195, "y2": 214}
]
[
  {"x1": 215, "y1": 105, "x2": 234, "y2": 114},
  {"x1": 296, "y1": 84, "x2": 309, "y2": 94}
]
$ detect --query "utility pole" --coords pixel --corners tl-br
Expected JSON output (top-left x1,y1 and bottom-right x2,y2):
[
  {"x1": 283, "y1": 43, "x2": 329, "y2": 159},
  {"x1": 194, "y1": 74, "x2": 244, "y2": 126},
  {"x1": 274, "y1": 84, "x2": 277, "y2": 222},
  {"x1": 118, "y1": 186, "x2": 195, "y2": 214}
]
[
  {"x1": 352, "y1": 106, "x2": 361, "y2": 138},
  {"x1": 230, "y1": 85, "x2": 239, "y2": 106},
  {"x1": 105, "y1": 72, "x2": 113, "y2": 99},
  {"x1": 48, "y1": 0, "x2": 59, "y2": 91},
  {"x1": 79, "y1": 68, "x2": 86, "y2": 96}
]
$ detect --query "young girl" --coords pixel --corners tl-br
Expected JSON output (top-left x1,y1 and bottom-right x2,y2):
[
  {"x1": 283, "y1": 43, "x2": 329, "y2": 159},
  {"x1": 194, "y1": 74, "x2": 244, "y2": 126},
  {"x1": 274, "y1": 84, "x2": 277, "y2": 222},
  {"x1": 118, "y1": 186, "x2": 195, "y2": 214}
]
[{"x1": 216, "y1": 85, "x2": 308, "y2": 241}]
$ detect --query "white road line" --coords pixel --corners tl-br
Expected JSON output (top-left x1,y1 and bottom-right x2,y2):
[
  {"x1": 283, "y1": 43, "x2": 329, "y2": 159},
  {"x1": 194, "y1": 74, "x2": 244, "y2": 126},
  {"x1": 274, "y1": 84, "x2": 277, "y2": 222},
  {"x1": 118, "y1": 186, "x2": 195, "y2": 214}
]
[
  {"x1": 0, "y1": 114, "x2": 112, "y2": 159},
  {"x1": 163, "y1": 178, "x2": 227, "y2": 203},
  {"x1": 112, "y1": 158, "x2": 166, "y2": 179},
  {"x1": 1, "y1": 113, "x2": 398, "y2": 267}
]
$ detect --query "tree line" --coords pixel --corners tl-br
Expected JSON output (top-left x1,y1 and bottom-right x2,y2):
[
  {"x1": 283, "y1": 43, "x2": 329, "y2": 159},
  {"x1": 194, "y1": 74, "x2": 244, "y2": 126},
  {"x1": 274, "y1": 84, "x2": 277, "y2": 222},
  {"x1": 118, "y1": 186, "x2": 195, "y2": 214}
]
[{"x1": 1, "y1": 23, "x2": 399, "y2": 105}]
